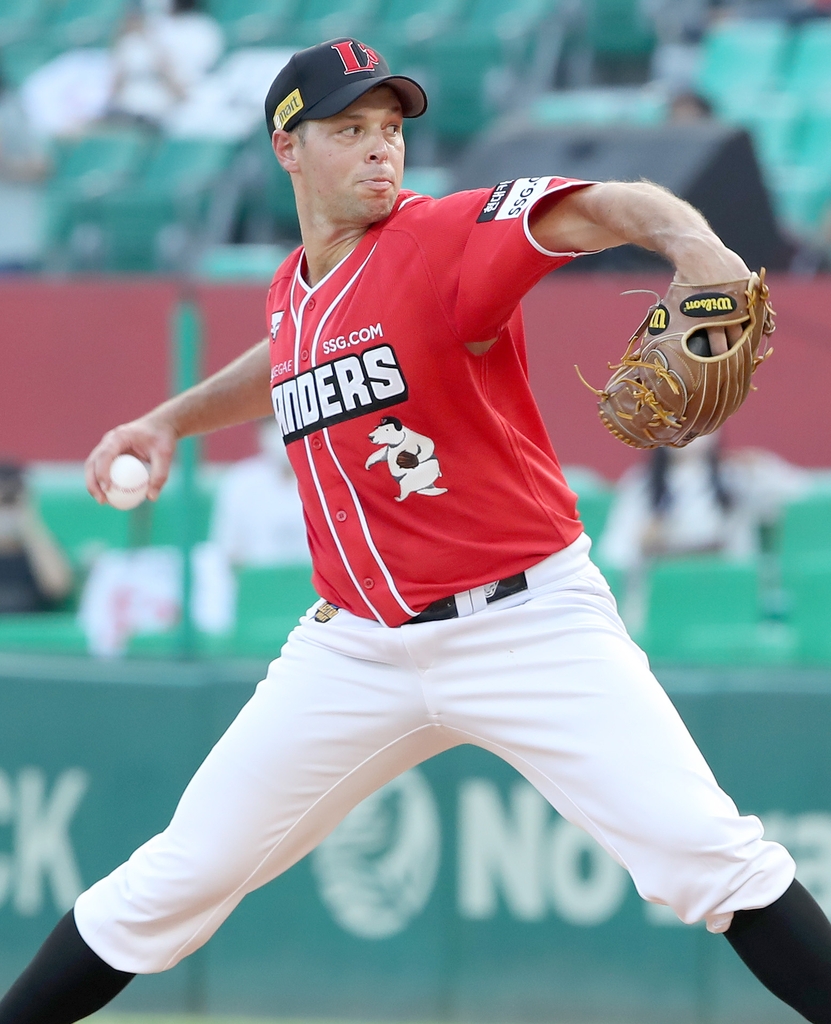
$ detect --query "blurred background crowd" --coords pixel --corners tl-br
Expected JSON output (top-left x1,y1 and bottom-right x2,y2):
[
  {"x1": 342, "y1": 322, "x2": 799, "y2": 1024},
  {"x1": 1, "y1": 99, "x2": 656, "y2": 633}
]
[{"x1": 1, "y1": 0, "x2": 831, "y2": 274}]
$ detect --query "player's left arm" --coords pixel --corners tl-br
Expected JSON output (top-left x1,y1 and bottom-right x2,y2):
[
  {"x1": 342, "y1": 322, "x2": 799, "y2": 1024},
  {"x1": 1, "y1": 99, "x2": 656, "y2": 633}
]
[{"x1": 529, "y1": 181, "x2": 749, "y2": 353}]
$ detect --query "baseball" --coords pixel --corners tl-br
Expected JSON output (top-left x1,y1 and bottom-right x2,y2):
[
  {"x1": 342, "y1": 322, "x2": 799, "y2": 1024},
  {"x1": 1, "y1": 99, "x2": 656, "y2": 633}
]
[{"x1": 105, "y1": 454, "x2": 149, "y2": 510}]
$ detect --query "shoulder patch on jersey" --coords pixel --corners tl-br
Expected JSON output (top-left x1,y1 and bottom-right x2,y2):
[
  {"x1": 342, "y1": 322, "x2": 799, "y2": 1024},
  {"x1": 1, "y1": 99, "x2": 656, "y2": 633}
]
[
  {"x1": 271, "y1": 310, "x2": 285, "y2": 339},
  {"x1": 477, "y1": 177, "x2": 554, "y2": 223}
]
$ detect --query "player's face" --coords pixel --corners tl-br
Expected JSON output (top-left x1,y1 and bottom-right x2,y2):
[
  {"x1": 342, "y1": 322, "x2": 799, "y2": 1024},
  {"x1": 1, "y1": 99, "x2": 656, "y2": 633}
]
[{"x1": 291, "y1": 87, "x2": 405, "y2": 228}]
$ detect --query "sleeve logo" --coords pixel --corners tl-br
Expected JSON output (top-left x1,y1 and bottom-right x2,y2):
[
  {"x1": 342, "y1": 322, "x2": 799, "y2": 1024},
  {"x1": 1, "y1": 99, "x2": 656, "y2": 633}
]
[
  {"x1": 477, "y1": 177, "x2": 554, "y2": 222},
  {"x1": 271, "y1": 344, "x2": 408, "y2": 444}
]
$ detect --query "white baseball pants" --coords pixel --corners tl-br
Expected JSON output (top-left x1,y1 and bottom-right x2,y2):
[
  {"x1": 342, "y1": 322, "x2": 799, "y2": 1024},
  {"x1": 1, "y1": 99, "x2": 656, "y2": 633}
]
[{"x1": 74, "y1": 534, "x2": 795, "y2": 973}]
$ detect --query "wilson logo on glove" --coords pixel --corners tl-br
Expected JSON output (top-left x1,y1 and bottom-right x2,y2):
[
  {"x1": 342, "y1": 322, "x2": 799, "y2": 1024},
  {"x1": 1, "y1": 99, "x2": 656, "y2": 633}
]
[{"x1": 680, "y1": 293, "x2": 738, "y2": 316}]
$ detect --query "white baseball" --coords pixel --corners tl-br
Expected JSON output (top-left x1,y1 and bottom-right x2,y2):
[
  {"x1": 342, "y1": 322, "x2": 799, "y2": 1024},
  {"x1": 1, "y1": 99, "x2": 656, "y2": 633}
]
[{"x1": 105, "y1": 454, "x2": 150, "y2": 511}]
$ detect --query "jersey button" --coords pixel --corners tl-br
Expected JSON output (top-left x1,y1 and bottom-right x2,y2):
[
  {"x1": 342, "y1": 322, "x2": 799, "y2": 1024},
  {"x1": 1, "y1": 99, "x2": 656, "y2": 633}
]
[
  {"x1": 300, "y1": 349, "x2": 309, "y2": 361},
  {"x1": 362, "y1": 577, "x2": 375, "y2": 590},
  {"x1": 311, "y1": 437, "x2": 322, "y2": 450},
  {"x1": 307, "y1": 298, "x2": 316, "y2": 310},
  {"x1": 336, "y1": 510, "x2": 347, "y2": 522}
]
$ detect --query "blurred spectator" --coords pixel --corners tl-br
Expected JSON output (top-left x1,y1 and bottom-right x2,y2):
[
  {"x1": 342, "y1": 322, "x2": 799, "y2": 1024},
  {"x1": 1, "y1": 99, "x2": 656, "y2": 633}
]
[
  {"x1": 598, "y1": 433, "x2": 812, "y2": 573},
  {"x1": 210, "y1": 419, "x2": 309, "y2": 566},
  {"x1": 669, "y1": 90, "x2": 714, "y2": 122},
  {"x1": 0, "y1": 65, "x2": 50, "y2": 267},
  {"x1": 107, "y1": 0, "x2": 223, "y2": 131},
  {"x1": 0, "y1": 463, "x2": 73, "y2": 613}
]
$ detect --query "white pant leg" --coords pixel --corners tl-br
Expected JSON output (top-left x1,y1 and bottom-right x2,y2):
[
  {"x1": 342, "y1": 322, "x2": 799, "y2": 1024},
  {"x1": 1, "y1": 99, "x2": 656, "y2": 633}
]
[
  {"x1": 409, "y1": 559, "x2": 795, "y2": 932},
  {"x1": 74, "y1": 617, "x2": 453, "y2": 973}
]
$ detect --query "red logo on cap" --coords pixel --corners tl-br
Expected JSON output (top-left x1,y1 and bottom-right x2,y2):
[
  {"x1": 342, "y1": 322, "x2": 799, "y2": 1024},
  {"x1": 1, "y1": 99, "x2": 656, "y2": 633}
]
[{"x1": 331, "y1": 40, "x2": 381, "y2": 75}]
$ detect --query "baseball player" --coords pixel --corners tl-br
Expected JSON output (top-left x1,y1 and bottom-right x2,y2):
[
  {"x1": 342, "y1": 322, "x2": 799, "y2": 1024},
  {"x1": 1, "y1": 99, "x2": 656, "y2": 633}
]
[{"x1": 3, "y1": 38, "x2": 831, "y2": 1024}]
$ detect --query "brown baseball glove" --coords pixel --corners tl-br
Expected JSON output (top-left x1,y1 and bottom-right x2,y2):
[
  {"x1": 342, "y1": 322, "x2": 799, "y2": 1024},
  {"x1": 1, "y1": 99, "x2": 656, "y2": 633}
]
[
  {"x1": 396, "y1": 450, "x2": 419, "y2": 469},
  {"x1": 577, "y1": 270, "x2": 775, "y2": 449}
]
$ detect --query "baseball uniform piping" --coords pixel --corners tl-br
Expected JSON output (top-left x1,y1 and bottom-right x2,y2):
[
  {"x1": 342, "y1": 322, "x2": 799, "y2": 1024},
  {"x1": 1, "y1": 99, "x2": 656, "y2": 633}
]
[
  {"x1": 290, "y1": 250, "x2": 389, "y2": 622},
  {"x1": 522, "y1": 180, "x2": 602, "y2": 258},
  {"x1": 162, "y1": 722, "x2": 445, "y2": 970},
  {"x1": 305, "y1": 243, "x2": 418, "y2": 619},
  {"x1": 303, "y1": 433, "x2": 385, "y2": 622}
]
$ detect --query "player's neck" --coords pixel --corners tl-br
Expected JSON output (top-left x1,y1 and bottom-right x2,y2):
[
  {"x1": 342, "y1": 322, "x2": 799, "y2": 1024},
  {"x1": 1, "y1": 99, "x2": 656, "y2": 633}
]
[{"x1": 299, "y1": 223, "x2": 369, "y2": 287}]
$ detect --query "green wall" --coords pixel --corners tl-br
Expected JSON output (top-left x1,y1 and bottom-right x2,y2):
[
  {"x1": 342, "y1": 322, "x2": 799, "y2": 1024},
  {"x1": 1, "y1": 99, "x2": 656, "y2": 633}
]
[{"x1": 1, "y1": 654, "x2": 829, "y2": 1024}]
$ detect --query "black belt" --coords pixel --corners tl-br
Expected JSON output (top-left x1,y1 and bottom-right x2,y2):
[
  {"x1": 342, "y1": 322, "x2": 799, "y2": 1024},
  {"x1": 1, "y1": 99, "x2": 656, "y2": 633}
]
[{"x1": 406, "y1": 571, "x2": 528, "y2": 624}]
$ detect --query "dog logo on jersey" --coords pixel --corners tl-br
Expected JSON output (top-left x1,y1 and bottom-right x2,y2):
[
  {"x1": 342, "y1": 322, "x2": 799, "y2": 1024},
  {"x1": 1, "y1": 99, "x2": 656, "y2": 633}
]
[
  {"x1": 270, "y1": 310, "x2": 285, "y2": 339},
  {"x1": 331, "y1": 40, "x2": 380, "y2": 75},
  {"x1": 365, "y1": 417, "x2": 447, "y2": 502},
  {"x1": 647, "y1": 304, "x2": 669, "y2": 334}
]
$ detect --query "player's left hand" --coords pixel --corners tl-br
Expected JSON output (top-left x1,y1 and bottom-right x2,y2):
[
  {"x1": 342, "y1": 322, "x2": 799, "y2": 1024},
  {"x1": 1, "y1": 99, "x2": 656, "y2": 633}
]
[{"x1": 669, "y1": 244, "x2": 750, "y2": 355}]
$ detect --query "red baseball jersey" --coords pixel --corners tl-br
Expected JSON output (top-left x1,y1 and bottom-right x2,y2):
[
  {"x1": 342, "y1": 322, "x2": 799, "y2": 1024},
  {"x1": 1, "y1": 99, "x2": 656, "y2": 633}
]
[{"x1": 266, "y1": 176, "x2": 593, "y2": 625}]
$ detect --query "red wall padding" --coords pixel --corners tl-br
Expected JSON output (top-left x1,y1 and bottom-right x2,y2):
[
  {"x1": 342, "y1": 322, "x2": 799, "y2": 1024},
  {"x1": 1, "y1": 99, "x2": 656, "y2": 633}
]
[{"x1": 2, "y1": 274, "x2": 829, "y2": 475}]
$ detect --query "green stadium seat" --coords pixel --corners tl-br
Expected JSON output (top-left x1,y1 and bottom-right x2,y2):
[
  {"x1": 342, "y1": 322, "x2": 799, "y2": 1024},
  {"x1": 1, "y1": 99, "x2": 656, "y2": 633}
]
[
  {"x1": 586, "y1": 0, "x2": 655, "y2": 58},
  {"x1": 44, "y1": 130, "x2": 151, "y2": 250},
  {"x1": 362, "y1": 0, "x2": 465, "y2": 70},
  {"x1": 45, "y1": 0, "x2": 127, "y2": 48},
  {"x1": 35, "y1": 489, "x2": 131, "y2": 566},
  {"x1": 770, "y1": 166, "x2": 831, "y2": 234},
  {"x1": 0, "y1": 613, "x2": 88, "y2": 655},
  {"x1": 784, "y1": 21, "x2": 831, "y2": 102},
  {"x1": 530, "y1": 89, "x2": 666, "y2": 127},
  {"x1": 281, "y1": 0, "x2": 382, "y2": 49},
  {"x1": 95, "y1": 138, "x2": 238, "y2": 271},
  {"x1": 0, "y1": 38, "x2": 59, "y2": 87},
  {"x1": 206, "y1": 0, "x2": 297, "y2": 46},
  {"x1": 782, "y1": 556, "x2": 831, "y2": 664},
  {"x1": 780, "y1": 492, "x2": 831, "y2": 566},
  {"x1": 575, "y1": 489, "x2": 613, "y2": 543},
  {"x1": 696, "y1": 20, "x2": 790, "y2": 110},
  {"x1": 0, "y1": 0, "x2": 50, "y2": 47},
  {"x1": 638, "y1": 558, "x2": 793, "y2": 666},
  {"x1": 719, "y1": 93, "x2": 800, "y2": 175},
  {"x1": 401, "y1": 166, "x2": 452, "y2": 197},
  {"x1": 231, "y1": 564, "x2": 316, "y2": 656}
]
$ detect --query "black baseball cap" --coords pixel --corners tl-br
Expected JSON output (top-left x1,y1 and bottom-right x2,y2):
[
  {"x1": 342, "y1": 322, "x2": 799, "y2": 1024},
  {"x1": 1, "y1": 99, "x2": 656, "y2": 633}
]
[{"x1": 264, "y1": 38, "x2": 427, "y2": 135}]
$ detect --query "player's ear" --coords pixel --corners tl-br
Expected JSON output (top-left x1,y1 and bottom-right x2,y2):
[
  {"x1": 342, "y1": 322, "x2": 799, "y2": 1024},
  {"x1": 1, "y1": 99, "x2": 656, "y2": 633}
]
[{"x1": 272, "y1": 129, "x2": 300, "y2": 172}]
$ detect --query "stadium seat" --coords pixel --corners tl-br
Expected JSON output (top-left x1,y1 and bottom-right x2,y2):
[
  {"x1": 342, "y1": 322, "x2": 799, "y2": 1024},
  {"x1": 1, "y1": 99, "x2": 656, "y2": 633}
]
[
  {"x1": 401, "y1": 166, "x2": 452, "y2": 197},
  {"x1": 780, "y1": 492, "x2": 831, "y2": 567},
  {"x1": 231, "y1": 564, "x2": 316, "y2": 656},
  {"x1": 586, "y1": 0, "x2": 655, "y2": 58},
  {"x1": 206, "y1": 0, "x2": 297, "y2": 47},
  {"x1": 44, "y1": 0, "x2": 127, "y2": 48},
  {"x1": 280, "y1": 0, "x2": 382, "y2": 49},
  {"x1": 782, "y1": 556, "x2": 831, "y2": 664},
  {"x1": 94, "y1": 139, "x2": 238, "y2": 271},
  {"x1": 35, "y1": 489, "x2": 131, "y2": 566},
  {"x1": 0, "y1": 613, "x2": 88, "y2": 655},
  {"x1": 784, "y1": 21, "x2": 831, "y2": 103},
  {"x1": 575, "y1": 489, "x2": 613, "y2": 543},
  {"x1": 44, "y1": 130, "x2": 151, "y2": 251},
  {"x1": 530, "y1": 88, "x2": 666, "y2": 126},
  {"x1": 637, "y1": 558, "x2": 793, "y2": 665},
  {"x1": 696, "y1": 20, "x2": 790, "y2": 111},
  {"x1": 0, "y1": 38, "x2": 59, "y2": 86},
  {"x1": 0, "y1": 0, "x2": 50, "y2": 47}
]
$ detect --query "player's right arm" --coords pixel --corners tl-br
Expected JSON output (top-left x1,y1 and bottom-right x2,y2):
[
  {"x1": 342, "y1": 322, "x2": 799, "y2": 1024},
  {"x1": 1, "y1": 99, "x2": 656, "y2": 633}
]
[{"x1": 86, "y1": 338, "x2": 272, "y2": 503}]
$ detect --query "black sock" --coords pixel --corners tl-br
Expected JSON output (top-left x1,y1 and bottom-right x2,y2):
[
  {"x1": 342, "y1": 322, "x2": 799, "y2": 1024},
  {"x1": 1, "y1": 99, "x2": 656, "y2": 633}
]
[
  {"x1": 0, "y1": 910, "x2": 135, "y2": 1024},
  {"x1": 725, "y1": 878, "x2": 831, "y2": 1023}
]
